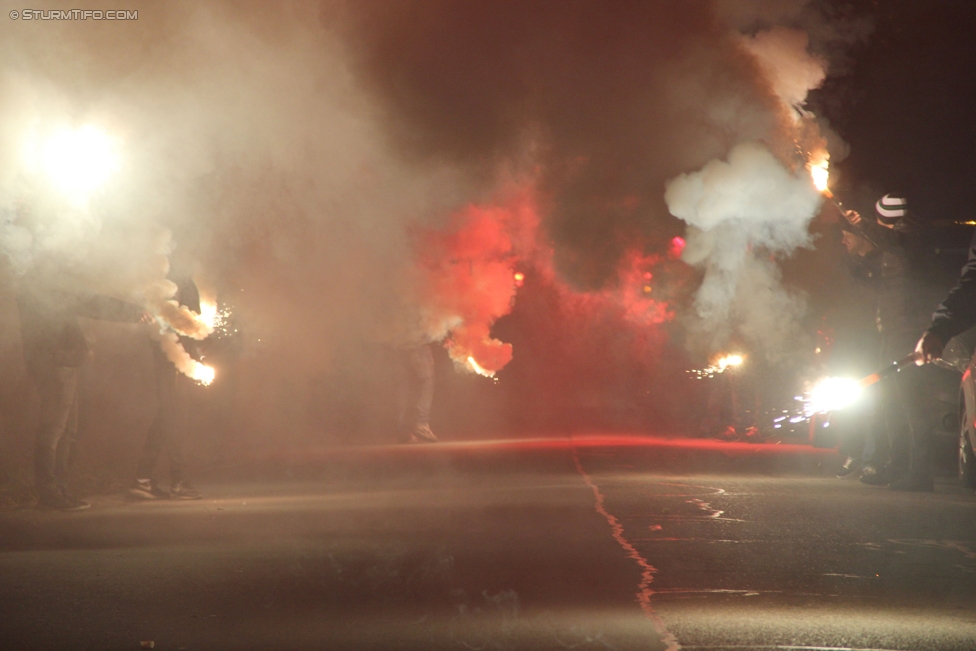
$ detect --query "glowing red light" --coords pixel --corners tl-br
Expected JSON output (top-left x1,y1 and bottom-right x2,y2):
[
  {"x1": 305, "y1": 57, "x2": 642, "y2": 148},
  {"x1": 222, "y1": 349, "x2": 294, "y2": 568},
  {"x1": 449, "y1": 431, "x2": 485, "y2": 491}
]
[
  {"x1": 513, "y1": 271, "x2": 525, "y2": 287},
  {"x1": 642, "y1": 272, "x2": 652, "y2": 280},
  {"x1": 669, "y1": 236, "x2": 686, "y2": 258}
]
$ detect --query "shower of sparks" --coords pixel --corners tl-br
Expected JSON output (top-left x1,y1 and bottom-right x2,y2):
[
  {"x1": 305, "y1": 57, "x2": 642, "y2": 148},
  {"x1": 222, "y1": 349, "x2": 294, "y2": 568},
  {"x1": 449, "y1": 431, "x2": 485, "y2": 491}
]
[
  {"x1": 687, "y1": 353, "x2": 744, "y2": 379},
  {"x1": 200, "y1": 300, "x2": 235, "y2": 339}
]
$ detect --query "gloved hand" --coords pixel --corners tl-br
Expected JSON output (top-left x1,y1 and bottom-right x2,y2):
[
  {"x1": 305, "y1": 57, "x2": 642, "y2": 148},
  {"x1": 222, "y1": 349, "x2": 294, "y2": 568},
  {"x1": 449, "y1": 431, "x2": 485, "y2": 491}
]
[{"x1": 915, "y1": 331, "x2": 944, "y2": 365}]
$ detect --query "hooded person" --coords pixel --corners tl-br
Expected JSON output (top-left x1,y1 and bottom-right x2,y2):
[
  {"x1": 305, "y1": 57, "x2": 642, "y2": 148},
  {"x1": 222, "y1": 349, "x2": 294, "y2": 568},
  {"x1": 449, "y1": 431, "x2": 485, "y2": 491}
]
[{"x1": 843, "y1": 194, "x2": 943, "y2": 491}]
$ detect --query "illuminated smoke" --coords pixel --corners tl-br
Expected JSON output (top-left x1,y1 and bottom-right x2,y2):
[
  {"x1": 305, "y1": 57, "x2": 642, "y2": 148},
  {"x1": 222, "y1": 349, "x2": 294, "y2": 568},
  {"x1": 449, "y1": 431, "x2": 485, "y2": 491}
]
[
  {"x1": 0, "y1": 2, "x2": 868, "y2": 439},
  {"x1": 741, "y1": 27, "x2": 826, "y2": 114},
  {"x1": 666, "y1": 141, "x2": 822, "y2": 357},
  {"x1": 156, "y1": 331, "x2": 215, "y2": 386},
  {"x1": 413, "y1": 192, "x2": 538, "y2": 375}
]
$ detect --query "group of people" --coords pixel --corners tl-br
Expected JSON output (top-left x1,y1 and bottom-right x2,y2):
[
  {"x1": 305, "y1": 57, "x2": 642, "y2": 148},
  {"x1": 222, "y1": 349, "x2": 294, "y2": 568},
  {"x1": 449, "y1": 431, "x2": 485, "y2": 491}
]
[
  {"x1": 23, "y1": 194, "x2": 975, "y2": 509},
  {"x1": 17, "y1": 276, "x2": 204, "y2": 511},
  {"x1": 835, "y1": 193, "x2": 976, "y2": 492},
  {"x1": 17, "y1": 272, "x2": 440, "y2": 511}
]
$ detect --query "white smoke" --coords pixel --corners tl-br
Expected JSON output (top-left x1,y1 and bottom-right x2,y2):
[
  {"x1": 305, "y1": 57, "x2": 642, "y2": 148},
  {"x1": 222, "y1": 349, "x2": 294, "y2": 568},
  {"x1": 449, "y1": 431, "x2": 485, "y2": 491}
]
[
  {"x1": 742, "y1": 27, "x2": 826, "y2": 113},
  {"x1": 666, "y1": 141, "x2": 822, "y2": 356},
  {"x1": 155, "y1": 331, "x2": 215, "y2": 386}
]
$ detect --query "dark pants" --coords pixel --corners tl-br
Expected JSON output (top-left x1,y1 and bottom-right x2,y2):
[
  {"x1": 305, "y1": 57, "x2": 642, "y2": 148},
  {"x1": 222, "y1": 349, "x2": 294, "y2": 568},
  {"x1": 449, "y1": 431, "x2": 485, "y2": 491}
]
[
  {"x1": 30, "y1": 361, "x2": 79, "y2": 494},
  {"x1": 880, "y1": 328, "x2": 937, "y2": 478},
  {"x1": 396, "y1": 345, "x2": 434, "y2": 435},
  {"x1": 135, "y1": 347, "x2": 187, "y2": 483}
]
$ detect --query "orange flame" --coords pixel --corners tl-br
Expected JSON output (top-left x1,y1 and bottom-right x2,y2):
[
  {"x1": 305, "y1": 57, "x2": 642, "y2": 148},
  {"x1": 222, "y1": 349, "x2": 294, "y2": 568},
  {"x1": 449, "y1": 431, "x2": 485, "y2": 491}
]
[
  {"x1": 466, "y1": 356, "x2": 494, "y2": 378},
  {"x1": 809, "y1": 157, "x2": 830, "y2": 195}
]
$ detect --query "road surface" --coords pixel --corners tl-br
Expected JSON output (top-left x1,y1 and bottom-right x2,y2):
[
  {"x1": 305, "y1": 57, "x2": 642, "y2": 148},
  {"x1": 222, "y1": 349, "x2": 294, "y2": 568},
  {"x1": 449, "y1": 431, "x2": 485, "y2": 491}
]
[{"x1": 1, "y1": 436, "x2": 975, "y2": 650}]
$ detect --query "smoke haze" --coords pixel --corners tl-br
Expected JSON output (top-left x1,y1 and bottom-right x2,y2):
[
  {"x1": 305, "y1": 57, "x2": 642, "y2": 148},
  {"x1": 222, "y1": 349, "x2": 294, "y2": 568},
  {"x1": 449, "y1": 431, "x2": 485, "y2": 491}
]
[{"x1": 0, "y1": 1, "x2": 861, "y2": 466}]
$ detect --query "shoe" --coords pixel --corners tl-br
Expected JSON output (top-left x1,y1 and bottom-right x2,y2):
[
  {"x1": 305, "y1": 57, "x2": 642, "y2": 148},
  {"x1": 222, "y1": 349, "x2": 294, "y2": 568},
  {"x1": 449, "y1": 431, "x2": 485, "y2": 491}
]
[
  {"x1": 859, "y1": 465, "x2": 892, "y2": 486},
  {"x1": 836, "y1": 456, "x2": 863, "y2": 478},
  {"x1": 128, "y1": 478, "x2": 168, "y2": 500},
  {"x1": 741, "y1": 426, "x2": 764, "y2": 443},
  {"x1": 411, "y1": 424, "x2": 438, "y2": 443},
  {"x1": 59, "y1": 487, "x2": 91, "y2": 510},
  {"x1": 169, "y1": 481, "x2": 202, "y2": 500},
  {"x1": 888, "y1": 474, "x2": 934, "y2": 492},
  {"x1": 36, "y1": 489, "x2": 90, "y2": 511}
]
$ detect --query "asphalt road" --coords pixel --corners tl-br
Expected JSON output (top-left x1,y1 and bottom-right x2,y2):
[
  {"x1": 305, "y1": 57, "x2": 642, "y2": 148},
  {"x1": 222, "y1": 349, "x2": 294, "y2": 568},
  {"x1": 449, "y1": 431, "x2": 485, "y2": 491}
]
[{"x1": 1, "y1": 436, "x2": 975, "y2": 651}]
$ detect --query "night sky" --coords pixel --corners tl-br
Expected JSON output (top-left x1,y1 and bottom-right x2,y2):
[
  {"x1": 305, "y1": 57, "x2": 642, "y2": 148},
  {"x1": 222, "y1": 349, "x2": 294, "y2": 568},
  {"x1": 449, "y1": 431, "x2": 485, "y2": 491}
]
[{"x1": 814, "y1": 0, "x2": 976, "y2": 224}]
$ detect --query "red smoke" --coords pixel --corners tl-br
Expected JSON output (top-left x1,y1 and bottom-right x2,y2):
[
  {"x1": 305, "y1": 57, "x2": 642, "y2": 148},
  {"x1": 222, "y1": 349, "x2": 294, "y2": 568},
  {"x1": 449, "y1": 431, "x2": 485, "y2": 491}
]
[{"x1": 415, "y1": 191, "x2": 538, "y2": 374}]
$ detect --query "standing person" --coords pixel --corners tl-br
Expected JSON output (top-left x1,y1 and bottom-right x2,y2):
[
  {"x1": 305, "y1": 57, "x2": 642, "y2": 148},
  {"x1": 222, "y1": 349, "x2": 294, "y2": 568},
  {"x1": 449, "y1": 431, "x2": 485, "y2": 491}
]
[
  {"x1": 916, "y1": 227, "x2": 976, "y2": 372},
  {"x1": 833, "y1": 225, "x2": 883, "y2": 477},
  {"x1": 395, "y1": 344, "x2": 438, "y2": 444},
  {"x1": 844, "y1": 194, "x2": 941, "y2": 490},
  {"x1": 128, "y1": 277, "x2": 203, "y2": 500},
  {"x1": 18, "y1": 286, "x2": 149, "y2": 510}
]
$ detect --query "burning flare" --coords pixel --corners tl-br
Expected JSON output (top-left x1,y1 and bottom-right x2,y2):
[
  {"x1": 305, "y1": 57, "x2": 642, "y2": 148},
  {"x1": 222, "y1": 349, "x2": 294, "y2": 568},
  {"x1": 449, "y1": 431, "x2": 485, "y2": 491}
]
[
  {"x1": 688, "y1": 353, "x2": 744, "y2": 379},
  {"x1": 157, "y1": 332, "x2": 215, "y2": 386},
  {"x1": 802, "y1": 376, "x2": 862, "y2": 416},
  {"x1": 466, "y1": 356, "x2": 494, "y2": 378},
  {"x1": 808, "y1": 156, "x2": 830, "y2": 196}
]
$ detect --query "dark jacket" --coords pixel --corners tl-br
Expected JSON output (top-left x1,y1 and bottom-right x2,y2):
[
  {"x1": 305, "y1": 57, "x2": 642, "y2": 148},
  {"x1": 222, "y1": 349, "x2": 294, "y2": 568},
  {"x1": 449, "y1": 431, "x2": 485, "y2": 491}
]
[
  {"x1": 18, "y1": 289, "x2": 144, "y2": 368},
  {"x1": 851, "y1": 216, "x2": 931, "y2": 336},
  {"x1": 928, "y1": 230, "x2": 976, "y2": 343}
]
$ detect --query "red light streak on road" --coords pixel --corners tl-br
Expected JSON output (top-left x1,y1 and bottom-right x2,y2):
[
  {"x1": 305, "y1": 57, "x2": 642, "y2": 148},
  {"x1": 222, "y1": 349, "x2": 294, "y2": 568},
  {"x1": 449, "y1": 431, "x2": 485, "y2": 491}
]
[{"x1": 571, "y1": 449, "x2": 680, "y2": 651}]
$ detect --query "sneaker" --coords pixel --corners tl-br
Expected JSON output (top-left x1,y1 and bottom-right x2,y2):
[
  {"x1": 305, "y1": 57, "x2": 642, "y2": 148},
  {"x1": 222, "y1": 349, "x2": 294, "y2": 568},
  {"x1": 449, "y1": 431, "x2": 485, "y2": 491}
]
[
  {"x1": 836, "y1": 456, "x2": 863, "y2": 478},
  {"x1": 59, "y1": 487, "x2": 91, "y2": 510},
  {"x1": 169, "y1": 481, "x2": 202, "y2": 500},
  {"x1": 411, "y1": 424, "x2": 438, "y2": 443},
  {"x1": 128, "y1": 478, "x2": 168, "y2": 500},
  {"x1": 888, "y1": 474, "x2": 934, "y2": 492},
  {"x1": 36, "y1": 489, "x2": 90, "y2": 511},
  {"x1": 859, "y1": 465, "x2": 892, "y2": 486}
]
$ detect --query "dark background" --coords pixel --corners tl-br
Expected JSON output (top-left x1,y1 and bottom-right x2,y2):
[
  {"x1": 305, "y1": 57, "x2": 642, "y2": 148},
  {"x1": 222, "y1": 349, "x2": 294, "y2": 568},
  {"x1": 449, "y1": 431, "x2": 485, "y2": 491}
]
[{"x1": 812, "y1": 0, "x2": 976, "y2": 226}]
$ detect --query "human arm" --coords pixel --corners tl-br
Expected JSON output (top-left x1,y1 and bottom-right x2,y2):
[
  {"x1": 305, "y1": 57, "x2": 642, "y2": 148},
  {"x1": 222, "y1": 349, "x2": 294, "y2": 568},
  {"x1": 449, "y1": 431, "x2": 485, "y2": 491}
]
[
  {"x1": 919, "y1": 231, "x2": 976, "y2": 360},
  {"x1": 842, "y1": 210, "x2": 904, "y2": 252},
  {"x1": 74, "y1": 294, "x2": 148, "y2": 323}
]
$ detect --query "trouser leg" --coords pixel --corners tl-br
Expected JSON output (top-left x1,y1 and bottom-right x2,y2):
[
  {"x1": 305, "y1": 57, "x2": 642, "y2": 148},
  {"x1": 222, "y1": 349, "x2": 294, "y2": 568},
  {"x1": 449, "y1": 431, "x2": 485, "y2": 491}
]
[
  {"x1": 32, "y1": 364, "x2": 79, "y2": 493},
  {"x1": 410, "y1": 345, "x2": 435, "y2": 429},
  {"x1": 136, "y1": 354, "x2": 181, "y2": 480},
  {"x1": 896, "y1": 363, "x2": 941, "y2": 479},
  {"x1": 881, "y1": 378, "x2": 911, "y2": 474},
  {"x1": 395, "y1": 352, "x2": 410, "y2": 435},
  {"x1": 54, "y1": 378, "x2": 80, "y2": 490}
]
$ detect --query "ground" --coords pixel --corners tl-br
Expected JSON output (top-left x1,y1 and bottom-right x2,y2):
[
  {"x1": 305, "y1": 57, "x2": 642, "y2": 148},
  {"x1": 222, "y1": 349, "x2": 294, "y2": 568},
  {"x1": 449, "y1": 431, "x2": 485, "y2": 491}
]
[{"x1": 1, "y1": 436, "x2": 975, "y2": 651}]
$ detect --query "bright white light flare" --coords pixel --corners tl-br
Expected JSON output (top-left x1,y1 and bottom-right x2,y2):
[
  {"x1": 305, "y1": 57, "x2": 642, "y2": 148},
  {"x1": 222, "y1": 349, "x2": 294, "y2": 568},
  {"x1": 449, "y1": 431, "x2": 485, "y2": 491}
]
[
  {"x1": 33, "y1": 125, "x2": 120, "y2": 202},
  {"x1": 717, "y1": 354, "x2": 743, "y2": 370},
  {"x1": 809, "y1": 158, "x2": 829, "y2": 194},
  {"x1": 803, "y1": 376, "x2": 862, "y2": 415},
  {"x1": 467, "y1": 356, "x2": 494, "y2": 378},
  {"x1": 687, "y1": 353, "x2": 745, "y2": 379},
  {"x1": 199, "y1": 297, "x2": 220, "y2": 330},
  {"x1": 190, "y1": 361, "x2": 216, "y2": 386}
]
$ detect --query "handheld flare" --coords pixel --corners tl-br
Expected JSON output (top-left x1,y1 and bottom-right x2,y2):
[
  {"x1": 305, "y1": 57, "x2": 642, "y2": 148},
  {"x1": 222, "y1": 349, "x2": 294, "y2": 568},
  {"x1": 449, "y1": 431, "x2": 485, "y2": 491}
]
[
  {"x1": 807, "y1": 156, "x2": 845, "y2": 212},
  {"x1": 857, "y1": 352, "x2": 922, "y2": 389}
]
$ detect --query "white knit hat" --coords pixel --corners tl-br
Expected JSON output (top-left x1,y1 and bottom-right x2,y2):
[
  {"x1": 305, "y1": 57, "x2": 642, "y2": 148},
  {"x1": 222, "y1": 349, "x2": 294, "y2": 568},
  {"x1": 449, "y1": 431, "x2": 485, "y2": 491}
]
[{"x1": 875, "y1": 194, "x2": 907, "y2": 226}]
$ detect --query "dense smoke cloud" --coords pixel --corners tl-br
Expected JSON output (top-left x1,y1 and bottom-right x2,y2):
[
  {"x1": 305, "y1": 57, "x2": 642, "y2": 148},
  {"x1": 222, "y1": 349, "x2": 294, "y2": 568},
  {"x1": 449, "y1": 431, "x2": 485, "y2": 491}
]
[
  {"x1": 666, "y1": 142, "x2": 822, "y2": 356},
  {"x1": 0, "y1": 0, "x2": 859, "y2": 444},
  {"x1": 334, "y1": 0, "x2": 843, "y2": 360},
  {"x1": 334, "y1": 0, "x2": 799, "y2": 287}
]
